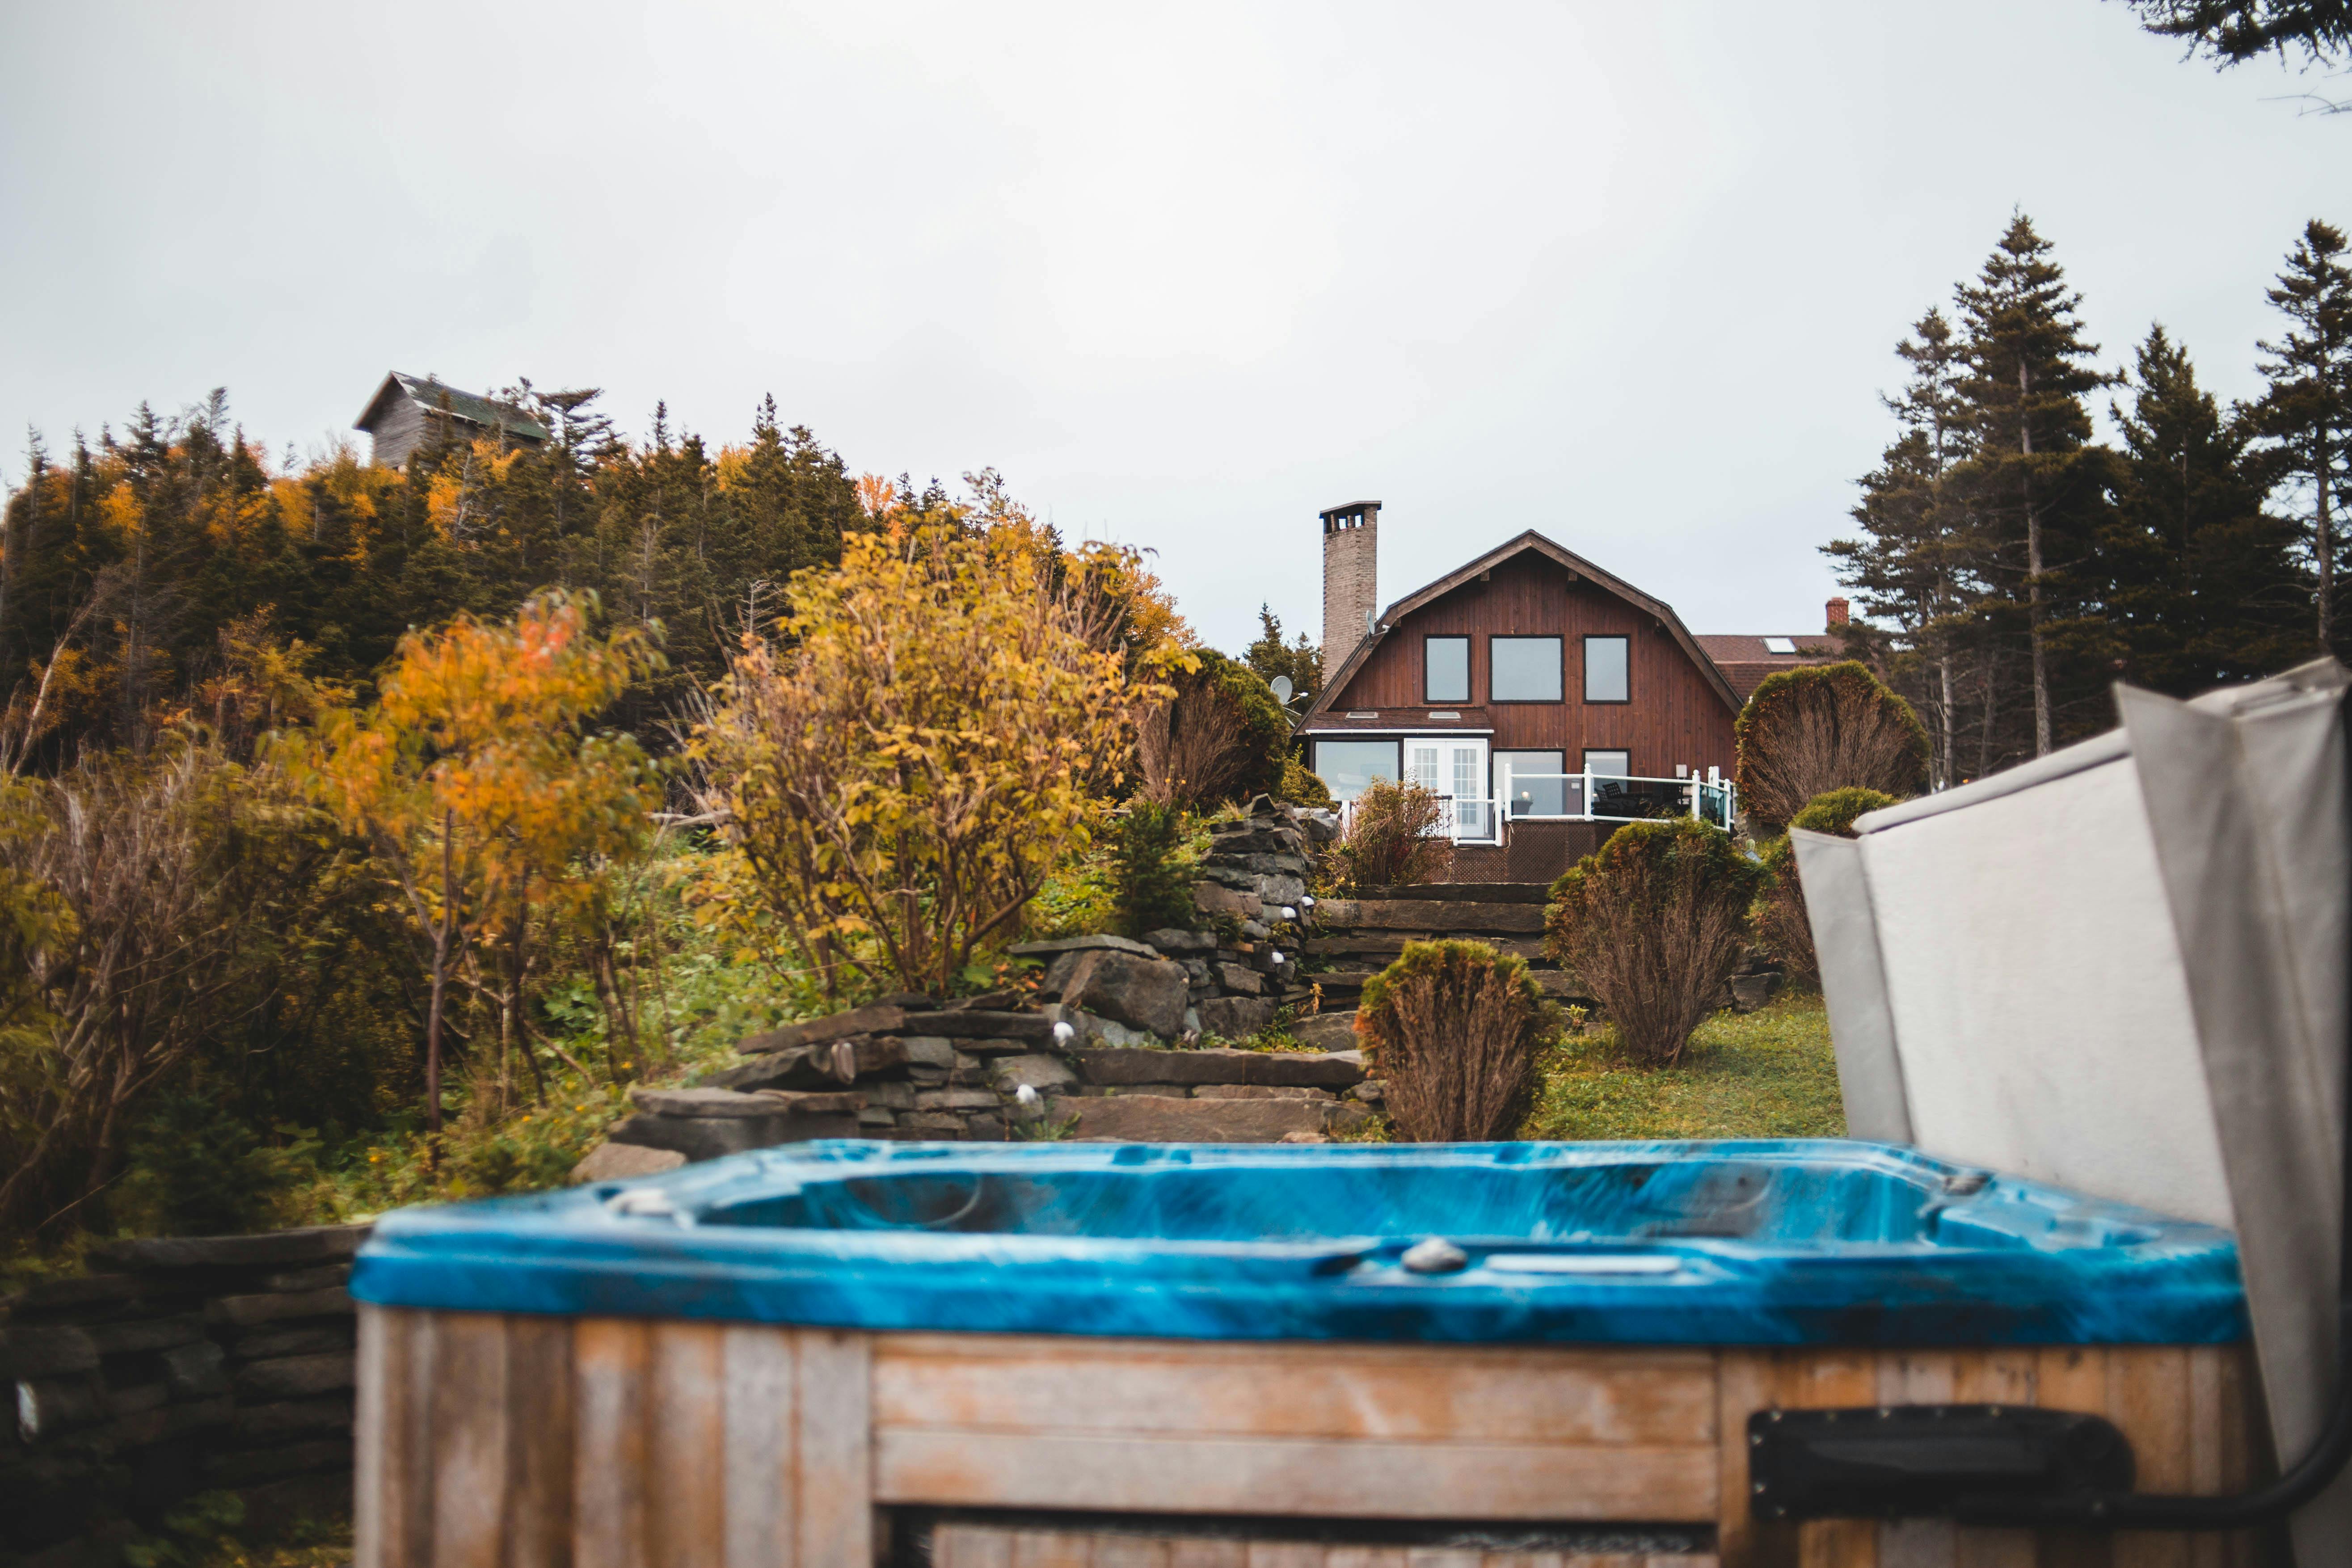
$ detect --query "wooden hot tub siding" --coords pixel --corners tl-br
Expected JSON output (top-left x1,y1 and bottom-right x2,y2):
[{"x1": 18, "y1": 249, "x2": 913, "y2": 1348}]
[{"x1": 354, "y1": 1307, "x2": 2267, "y2": 1568}]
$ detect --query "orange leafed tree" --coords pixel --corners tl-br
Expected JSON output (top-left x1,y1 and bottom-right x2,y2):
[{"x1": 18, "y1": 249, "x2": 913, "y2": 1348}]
[{"x1": 300, "y1": 592, "x2": 662, "y2": 1135}]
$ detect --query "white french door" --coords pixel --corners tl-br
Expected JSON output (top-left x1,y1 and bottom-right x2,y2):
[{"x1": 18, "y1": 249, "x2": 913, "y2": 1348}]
[{"x1": 1406, "y1": 738, "x2": 1493, "y2": 841}]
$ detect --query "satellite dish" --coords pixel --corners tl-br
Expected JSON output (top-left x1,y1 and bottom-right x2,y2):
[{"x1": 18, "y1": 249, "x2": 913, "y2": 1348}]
[{"x1": 1270, "y1": 675, "x2": 1294, "y2": 704}]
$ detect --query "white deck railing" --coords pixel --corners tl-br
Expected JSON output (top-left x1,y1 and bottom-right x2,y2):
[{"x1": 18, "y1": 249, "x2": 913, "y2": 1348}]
[{"x1": 1338, "y1": 772, "x2": 1737, "y2": 846}]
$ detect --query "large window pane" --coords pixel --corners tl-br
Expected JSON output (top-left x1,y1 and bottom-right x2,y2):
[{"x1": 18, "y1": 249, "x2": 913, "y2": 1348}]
[
  {"x1": 1313, "y1": 739, "x2": 1399, "y2": 802},
  {"x1": 1424, "y1": 636, "x2": 1469, "y2": 703},
  {"x1": 1495, "y1": 750, "x2": 1566, "y2": 817},
  {"x1": 1582, "y1": 750, "x2": 1631, "y2": 777},
  {"x1": 1584, "y1": 636, "x2": 1629, "y2": 702},
  {"x1": 1490, "y1": 636, "x2": 1563, "y2": 701}
]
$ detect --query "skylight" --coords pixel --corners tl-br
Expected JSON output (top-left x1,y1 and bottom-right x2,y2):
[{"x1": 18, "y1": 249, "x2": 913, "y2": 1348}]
[{"x1": 1762, "y1": 636, "x2": 1798, "y2": 654}]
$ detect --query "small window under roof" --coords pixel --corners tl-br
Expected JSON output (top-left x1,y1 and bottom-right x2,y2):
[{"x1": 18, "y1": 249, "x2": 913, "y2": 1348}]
[{"x1": 1763, "y1": 636, "x2": 1798, "y2": 654}]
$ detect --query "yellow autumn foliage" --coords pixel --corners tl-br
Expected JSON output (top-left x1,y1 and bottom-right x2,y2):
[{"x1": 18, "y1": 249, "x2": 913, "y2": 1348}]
[{"x1": 696, "y1": 523, "x2": 1180, "y2": 996}]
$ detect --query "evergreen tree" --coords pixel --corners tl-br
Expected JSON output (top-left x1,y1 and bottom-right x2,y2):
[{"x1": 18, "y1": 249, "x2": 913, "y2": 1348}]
[
  {"x1": 2244, "y1": 219, "x2": 2352, "y2": 653},
  {"x1": 2106, "y1": 325, "x2": 2309, "y2": 690},
  {"x1": 1240, "y1": 603, "x2": 1323, "y2": 704},
  {"x1": 1949, "y1": 214, "x2": 2115, "y2": 755},
  {"x1": 1828, "y1": 308, "x2": 1979, "y2": 786}
]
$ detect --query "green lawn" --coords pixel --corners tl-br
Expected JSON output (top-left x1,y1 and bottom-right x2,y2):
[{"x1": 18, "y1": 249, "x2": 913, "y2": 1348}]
[{"x1": 1522, "y1": 992, "x2": 1844, "y2": 1142}]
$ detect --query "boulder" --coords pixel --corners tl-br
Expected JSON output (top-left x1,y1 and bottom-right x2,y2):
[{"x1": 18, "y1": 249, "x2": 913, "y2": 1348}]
[
  {"x1": 1284, "y1": 1011, "x2": 1361, "y2": 1052},
  {"x1": 1195, "y1": 995, "x2": 1275, "y2": 1039},
  {"x1": 1193, "y1": 1084, "x2": 1332, "y2": 1100},
  {"x1": 1058, "y1": 949, "x2": 1189, "y2": 1039},
  {"x1": 1214, "y1": 962, "x2": 1263, "y2": 996},
  {"x1": 939, "y1": 1010, "x2": 1058, "y2": 1043},
  {"x1": 897, "y1": 1035, "x2": 956, "y2": 1068},
  {"x1": 569, "y1": 1141, "x2": 689, "y2": 1183},
  {"x1": 989, "y1": 1054, "x2": 1078, "y2": 1094},
  {"x1": 1730, "y1": 973, "x2": 1780, "y2": 1012},
  {"x1": 1193, "y1": 881, "x2": 1263, "y2": 921}
]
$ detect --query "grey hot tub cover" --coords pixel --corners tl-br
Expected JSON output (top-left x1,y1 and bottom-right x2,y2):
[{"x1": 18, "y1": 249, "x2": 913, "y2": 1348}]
[{"x1": 1795, "y1": 657, "x2": 2352, "y2": 1561}]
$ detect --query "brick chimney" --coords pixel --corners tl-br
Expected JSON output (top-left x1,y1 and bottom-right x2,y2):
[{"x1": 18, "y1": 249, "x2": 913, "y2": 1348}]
[
  {"x1": 1825, "y1": 596, "x2": 1850, "y2": 630},
  {"x1": 1320, "y1": 500, "x2": 1380, "y2": 662}
]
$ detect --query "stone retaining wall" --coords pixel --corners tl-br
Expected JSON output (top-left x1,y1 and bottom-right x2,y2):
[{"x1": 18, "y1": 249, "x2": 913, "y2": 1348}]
[{"x1": 0, "y1": 1224, "x2": 368, "y2": 1567}]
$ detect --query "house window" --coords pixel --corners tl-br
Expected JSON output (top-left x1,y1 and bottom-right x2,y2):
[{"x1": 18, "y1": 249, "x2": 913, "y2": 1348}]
[
  {"x1": 1495, "y1": 750, "x2": 1566, "y2": 818},
  {"x1": 1584, "y1": 635, "x2": 1630, "y2": 703},
  {"x1": 1582, "y1": 750, "x2": 1631, "y2": 778},
  {"x1": 1424, "y1": 636, "x2": 1469, "y2": 704},
  {"x1": 1312, "y1": 739, "x2": 1399, "y2": 803},
  {"x1": 1490, "y1": 636, "x2": 1563, "y2": 702}
]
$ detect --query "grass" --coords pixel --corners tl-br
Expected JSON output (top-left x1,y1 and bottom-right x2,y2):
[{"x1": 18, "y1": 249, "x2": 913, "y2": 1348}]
[{"x1": 1521, "y1": 991, "x2": 1843, "y2": 1142}]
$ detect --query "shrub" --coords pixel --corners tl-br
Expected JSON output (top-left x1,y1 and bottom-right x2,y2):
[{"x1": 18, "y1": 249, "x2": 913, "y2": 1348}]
[
  {"x1": 1733, "y1": 660, "x2": 1928, "y2": 836},
  {"x1": 1109, "y1": 802, "x2": 1195, "y2": 937},
  {"x1": 1752, "y1": 787, "x2": 1896, "y2": 986},
  {"x1": 695, "y1": 523, "x2": 1174, "y2": 997},
  {"x1": 1355, "y1": 939, "x2": 1545, "y2": 1141},
  {"x1": 1545, "y1": 819, "x2": 1766, "y2": 1066},
  {"x1": 110, "y1": 1094, "x2": 321, "y2": 1238},
  {"x1": 1137, "y1": 649, "x2": 1289, "y2": 809},
  {"x1": 1278, "y1": 751, "x2": 1332, "y2": 809},
  {"x1": 1333, "y1": 777, "x2": 1454, "y2": 891}
]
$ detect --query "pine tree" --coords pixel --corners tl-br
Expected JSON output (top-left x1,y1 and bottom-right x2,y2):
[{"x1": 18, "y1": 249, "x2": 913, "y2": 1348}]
[
  {"x1": 1241, "y1": 603, "x2": 1323, "y2": 703},
  {"x1": 1828, "y1": 308, "x2": 1979, "y2": 786},
  {"x1": 2245, "y1": 219, "x2": 2352, "y2": 653},
  {"x1": 2107, "y1": 325, "x2": 2308, "y2": 690},
  {"x1": 1950, "y1": 214, "x2": 2115, "y2": 755}
]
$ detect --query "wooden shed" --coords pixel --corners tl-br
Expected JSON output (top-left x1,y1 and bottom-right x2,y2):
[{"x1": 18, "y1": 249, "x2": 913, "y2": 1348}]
[{"x1": 353, "y1": 372, "x2": 549, "y2": 471}]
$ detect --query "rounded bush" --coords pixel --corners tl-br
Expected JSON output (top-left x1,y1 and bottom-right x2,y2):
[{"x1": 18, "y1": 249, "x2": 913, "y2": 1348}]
[
  {"x1": 1545, "y1": 819, "x2": 1766, "y2": 1066},
  {"x1": 1733, "y1": 661, "x2": 1927, "y2": 835},
  {"x1": 1356, "y1": 939, "x2": 1546, "y2": 1141}
]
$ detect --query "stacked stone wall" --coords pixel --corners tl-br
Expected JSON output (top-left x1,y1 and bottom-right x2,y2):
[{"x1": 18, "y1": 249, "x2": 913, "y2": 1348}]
[{"x1": 0, "y1": 1225, "x2": 367, "y2": 1567}]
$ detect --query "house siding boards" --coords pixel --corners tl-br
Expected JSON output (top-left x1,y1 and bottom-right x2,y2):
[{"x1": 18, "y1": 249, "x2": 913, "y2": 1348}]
[
  {"x1": 353, "y1": 372, "x2": 549, "y2": 471},
  {"x1": 1305, "y1": 549, "x2": 1738, "y2": 784}
]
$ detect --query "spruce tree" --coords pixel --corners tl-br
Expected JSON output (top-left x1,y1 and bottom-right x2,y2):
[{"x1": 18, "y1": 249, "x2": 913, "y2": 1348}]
[
  {"x1": 2107, "y1": 325, "x2": 2308, "y2": 690},
  {"x1": 2245, "y1": 219, "x2": 2352, "y2": 653},
  {"x1": 1241, "y1": 603, "x2": 1323, "y2": 702},
  {"x1": 1950, "y1": 214, "x2": 2114, "y2": 755},
  {"x1": 1828, "y1": 308, "x2": 1978, "y2": 786}
]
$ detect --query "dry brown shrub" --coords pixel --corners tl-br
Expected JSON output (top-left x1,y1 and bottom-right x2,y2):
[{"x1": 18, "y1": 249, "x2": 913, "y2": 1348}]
[
  {"x1": 1544, "y1": 819, "x2": 1765, "y2": 1066},
  {"x1": 1334, "y1": 777, "x2": 1455, "y2": 891},
  {"x1": 1733, "y1": 661, "x2": 1928, "y2": 836},
  {"x1": 1354, "y1": 939, "x2": 1544, "y2": 1141},
  {"x1": 1135, "y1": 687, "x2": 1243, "y2": 807}
]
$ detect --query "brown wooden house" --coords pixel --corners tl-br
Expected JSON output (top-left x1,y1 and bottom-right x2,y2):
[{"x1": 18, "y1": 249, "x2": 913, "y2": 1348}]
[{"x1": 1297, "y1": 507, "x2": 1834, "y2": 880}]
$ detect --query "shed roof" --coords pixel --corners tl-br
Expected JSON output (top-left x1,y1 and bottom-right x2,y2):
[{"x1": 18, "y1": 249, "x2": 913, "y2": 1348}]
[
  {"x1": 353, "y1": 373, "x2": 550, "y2": 443},
  {"x1": 1298, "y1": 529, "x2": 1745, "y2": 725}
]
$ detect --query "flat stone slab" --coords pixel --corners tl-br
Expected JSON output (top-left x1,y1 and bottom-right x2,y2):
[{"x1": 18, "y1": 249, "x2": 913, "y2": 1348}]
[
  {"x1": 1314, "y1": 899, "x2": 1546, "y2": 934},
  {"x1": 1007, "y1": 934, "x2": 1160, "y2": 959},
  {"x1": 1066, "y1": 1095, "x2": 1328, "y2": 1142},
  {"x1": 740, "y1": 1003, "x2": 907, "y2": 1054},
  {"x1": 606, "y1": 1110, "x2": 862, "y2": 1161},
  {"x1": 569, "y1": 1141, "x2": 689, "y2": 1183},
  {"x1": 630, "y1": 1087, "x2": 863, "y2": 1118},
  {"x1": 89, "y1": 1224, "x2": 371, "y2": 1272},
  {"x1": 1070, "y1": 1047, "x2": 1365, "y2": 1089},
  {"x1": 938, "y1": 1010, "x2": 1057, "y2": 1042}
]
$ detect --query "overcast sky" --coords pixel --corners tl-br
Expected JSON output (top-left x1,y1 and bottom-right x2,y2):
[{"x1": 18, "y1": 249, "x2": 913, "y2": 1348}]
[{"x1": 1, "y1": 2, "x2": 2340, "y2": 650}]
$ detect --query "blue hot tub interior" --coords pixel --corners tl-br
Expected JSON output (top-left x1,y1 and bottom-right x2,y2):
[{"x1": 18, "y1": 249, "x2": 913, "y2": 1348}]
[{"x1": 352, "y1": 1139, "x2": 2245, "y2": 1346}]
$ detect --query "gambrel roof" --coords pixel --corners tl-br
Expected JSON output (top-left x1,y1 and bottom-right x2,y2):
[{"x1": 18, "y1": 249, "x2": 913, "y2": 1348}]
[{"x1": 1298, "y1": 529, "x2": 1744, "y2": 724}]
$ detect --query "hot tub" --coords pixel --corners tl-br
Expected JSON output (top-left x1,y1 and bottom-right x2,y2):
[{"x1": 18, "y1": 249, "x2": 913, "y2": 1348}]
[{"x1": 350, "y1": 1139, "x2": 2265, "y2": 1567}]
